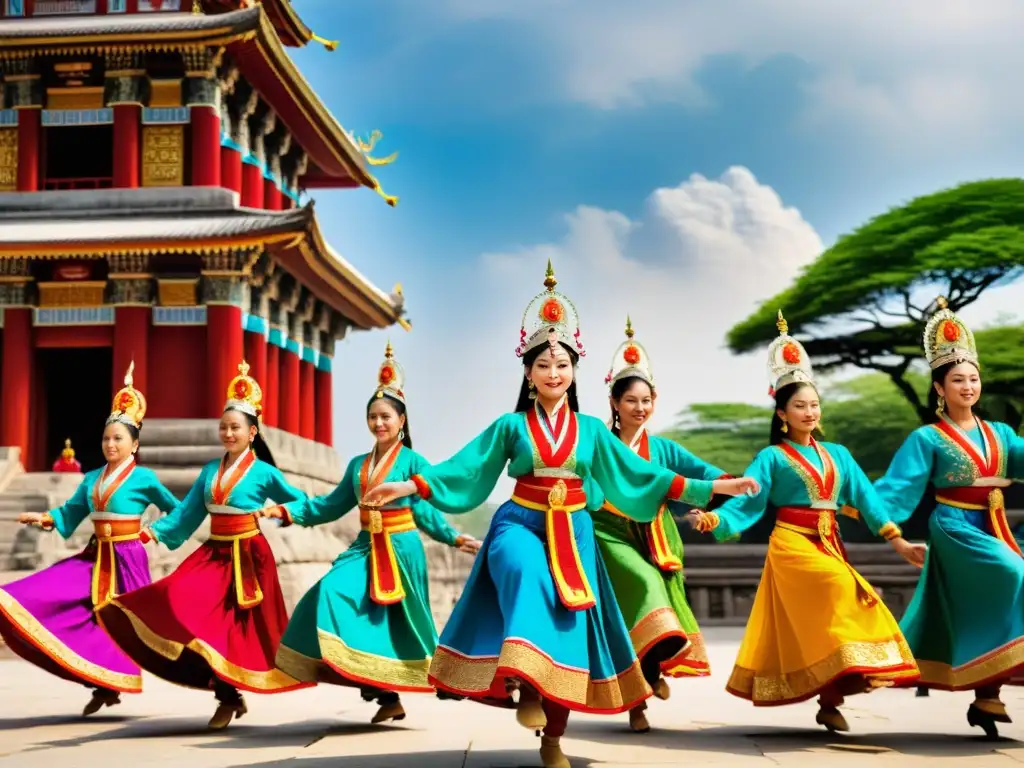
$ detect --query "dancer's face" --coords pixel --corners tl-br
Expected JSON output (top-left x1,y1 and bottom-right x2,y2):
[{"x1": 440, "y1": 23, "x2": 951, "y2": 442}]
[
  {"x1": 101, "y1": 423, "x2": 137, "y2": 465},
  {"x1": 613, "y1": 379, "x2": 655, "y2": 431},
  {"x1": 778, "y1": 384, "x2": 821, "y2": 437},
  {"x1": 526, "y1": 345, "x2": 574, "y2": 406},
  {"x1": 936, "y1": 362, "x2": 981, "y2": 412},
  {"x1": 219, "y1": 410, "x2": 255, "y2": 454},
  {"x1": 367, "y1": 399, "x2": 405, "y2": 446}
]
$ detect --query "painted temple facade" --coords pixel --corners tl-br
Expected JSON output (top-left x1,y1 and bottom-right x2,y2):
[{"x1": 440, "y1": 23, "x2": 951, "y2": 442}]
[{"x1": 0, "y1": 0, "x2": 407, "y2": 472}]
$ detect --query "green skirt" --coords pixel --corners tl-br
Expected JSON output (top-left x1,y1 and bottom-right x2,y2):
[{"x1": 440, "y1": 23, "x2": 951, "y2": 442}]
[
  {"x1": 274, "y1": 529, "x2": 438, "y2": 693},
  {"x1": 593, "y1": 507, "x2": 709, "y2": 677}
]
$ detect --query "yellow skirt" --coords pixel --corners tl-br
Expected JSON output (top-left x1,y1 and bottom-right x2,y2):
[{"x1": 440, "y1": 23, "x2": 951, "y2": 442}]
[{"x1": 726, "y1": 524, "x2": 919, "y2": 706}]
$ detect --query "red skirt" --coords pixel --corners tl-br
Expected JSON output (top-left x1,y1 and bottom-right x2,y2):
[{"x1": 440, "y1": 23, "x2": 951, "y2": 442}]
[{"x1": 98, "y1": 533, "x2": 310, "y2": 694}]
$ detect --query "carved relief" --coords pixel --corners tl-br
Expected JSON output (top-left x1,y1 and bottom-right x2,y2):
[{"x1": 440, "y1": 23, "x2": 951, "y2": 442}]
[
  {"x1": 107, "y1": 254, "x2": 151, "y2": 275},
  {"x1": 202, "y1": 275, "x2": 247, "y2": 307},
  {"x1": 141, "y1": 125, "x2": 184, "y2": 187},
  {"x1": 0, "y1": 129, "x2": 17, "y2": 191},
  {"x1": 185, "y1": 77, "x2": 219, "y2": 109},
  {"x1": 108, "y1": 278, "x2": 153, "y2": 305},
  {"x1": 37, "y1": 281, "x2": 106, "y2": 308},
  {"x1": 157, "y1": 278, "x2": 198, "y2": 307},
  {"x1": 0, "y1": 282, "x2": 31, "y2": 307}
]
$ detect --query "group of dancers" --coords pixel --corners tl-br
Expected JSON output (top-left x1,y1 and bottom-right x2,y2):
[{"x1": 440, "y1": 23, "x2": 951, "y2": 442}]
[{"x1": 0, "y1": 261, "x2": 1021, "y2": 768}]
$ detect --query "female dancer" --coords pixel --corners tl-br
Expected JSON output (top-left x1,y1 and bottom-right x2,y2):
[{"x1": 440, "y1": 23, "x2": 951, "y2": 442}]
[
  {"x1": 0, "y1": 363, "x2": 179, "y2": 715},
  {"x1": 99, "y1": 360, "x2": 310, "y2": 730},
  {"x1": 364, "y1": 262, "x2": 758, "y2": 768},
  {"x1": 595, "y1": 318, "x2": 728, "y2": 734},
  {"x1": 695, "y1": 312, "x2": 924, "y2": 732},
  {"x1": 874, "y1": 298, "x2": 1024, "y2": 738},
  {"x1": 265, "y1": 342, "x2": 481, "y2": 724}
]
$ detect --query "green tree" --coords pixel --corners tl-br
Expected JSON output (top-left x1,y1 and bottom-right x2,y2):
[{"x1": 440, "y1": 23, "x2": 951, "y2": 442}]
[{"x1": 726, "y1": 179, "x2": 1024, "y2": 427}]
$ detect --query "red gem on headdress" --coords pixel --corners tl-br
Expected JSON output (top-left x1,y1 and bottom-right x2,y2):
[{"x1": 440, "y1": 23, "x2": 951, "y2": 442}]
[
  {"x1": 115, "y1": 391, "x2": 134, "y2": 412},
  {"x1": 782, "y1": 342, "x2": 801, "y2": 365},
  {"x1": 604, "y1": 372, "x2": 612, "y2": 384},
  {"x1": 768, "y1": 386, "x2": 776, "y2": 397},
  {"x1": 941, "y1": 320, "x2": 960, "y2": 342},
  {"x1": 379, "y1": 365, "x2": 395, "y2": 385},
  {"x1": 232, "y1": 380, "x2": 250, "y2": 400},
  {"x1": 540, "y1": 298, "x2": 564, "y2": 323},
  {"x1": 623, "y1": 345, "x2": 641, "y2": 365}
]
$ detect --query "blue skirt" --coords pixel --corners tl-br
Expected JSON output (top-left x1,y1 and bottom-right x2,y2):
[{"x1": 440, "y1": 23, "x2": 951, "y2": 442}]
[
  {"x1": 901, "y1": 504, "x2": 1024, "y2": 690},
  {"x1": 427, "y1": 499, "x2": 651, "y2": 714}
]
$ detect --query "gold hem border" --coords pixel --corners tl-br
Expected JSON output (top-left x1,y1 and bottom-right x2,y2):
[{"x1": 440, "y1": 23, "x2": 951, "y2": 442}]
[
  {"x1": 629, "y1": 606, "x2": 687, "y2": 659},
  {"x1": 316, "y1": 629, "x2": 434, "y2": 692},
  {"x1": 916, "y1": 636, "x2": 1024, "y2": 690}
]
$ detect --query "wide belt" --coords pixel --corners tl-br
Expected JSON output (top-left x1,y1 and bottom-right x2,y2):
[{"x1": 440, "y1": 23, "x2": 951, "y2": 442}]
[
  {"x1": 937, "y1": 486, "x2": 1023, "y2": 557},
  {"x1": 91, "y1": 518, "x2": 141, "y2": 607},
  {"x1": 512, "y1": 475, "x2": 595, "y2": 611},
  {"x1": 604, "y1": 502, "x2": 681, "y2": 572},
  {"x1": 775, "y1": 506, "x2": 879, "y2": 607},
  {"x1": 359, "y1": 507, "x2": 416, "y2": 605},
  {"x1": 208, "y1": 513, "x2": 263, "y2": 610}
]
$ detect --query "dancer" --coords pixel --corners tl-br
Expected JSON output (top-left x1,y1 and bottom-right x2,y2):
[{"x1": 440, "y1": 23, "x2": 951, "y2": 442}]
[
  {"x1": 595, "y1": 317, "x2": 727, "y2": 734},
  {"x1": 266, "y1": 342, "x2": 481, "y2": 724},
  {"x1": 363, "y1": 262, "x2": 758, "y2": 768},
  {"x1": 695, "y1": 311, "x2": 924, "y2": 731},
  {"x1": 874, "y1": 297, "x2": 1024, "y2": 738},
  {"x1": 99, "y1": 360, "x2": 310, "y2": 730},
  {"x1": 0, "y1": 363, "x2": 178, "y2": 715}
]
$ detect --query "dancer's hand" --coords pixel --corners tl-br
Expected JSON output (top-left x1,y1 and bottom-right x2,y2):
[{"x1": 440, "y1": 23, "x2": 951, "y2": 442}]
[
  {"x1": 257, "y1": 505, "x2": 285, "y2": 519},
  {"x1": 891, "y1": 537, "x2": 926, "y2": 568},
  {"x1": 687, "y1": 509, "x2": 719, "y2": 533},
  {"x1": 712, "y1": 476, "x2": 760, "y2": 497},
  {"x1": 362, "y1": 480, "x2": 416, "y2": 507},
  {"x1": 18, "y1": 512, "x2": 52, "y2": 530},
  {"x1": 455, "y1": 535, "x2": 481, "y2": 555}
]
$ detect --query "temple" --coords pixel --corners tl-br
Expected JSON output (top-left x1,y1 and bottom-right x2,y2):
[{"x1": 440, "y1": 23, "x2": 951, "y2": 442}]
[{"x1": 0, "y1": 0, "x2": 408, "y2": 473}]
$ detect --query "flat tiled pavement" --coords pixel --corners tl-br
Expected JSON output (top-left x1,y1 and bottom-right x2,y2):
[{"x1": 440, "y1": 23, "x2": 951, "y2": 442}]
[{"x1": 1, "y1": 628, "x2": 1022, "y2": 767}]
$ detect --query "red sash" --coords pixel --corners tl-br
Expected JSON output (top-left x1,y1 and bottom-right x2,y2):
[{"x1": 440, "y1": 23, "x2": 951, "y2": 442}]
[
  {"x1": 359, "y1": 442, "x2": 408, "y2": 605},
  {"x1": 89, "y1": 459, "x2": 137, "y2": 607},
  {"x1": 208, "y1": 513, "x2": 263, "y2": 609}
]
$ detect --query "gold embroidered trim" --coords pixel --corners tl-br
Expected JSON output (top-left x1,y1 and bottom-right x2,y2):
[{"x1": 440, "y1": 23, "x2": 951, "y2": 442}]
[
  {"x1": 775, "y1": 445, "x2": 841, "y2": 506},
  {"x1": 931, "y1": 427, "x2": 983, "y2": 485},
  {"x1": 317, "y1": 629, "x2": 433, "y2": 691},
  {"x1": 629, "y1": 606, "x2": 686, "y2": 659},
  {"x1": 0, "y1": 588, "x2": 142, "y2": 692},
  {"x1": 108, "y1": 600, "x2": 306, "y2": 692},
  {"x1": 274, "y1": 643, "x2": 321, "y2": 683},
  {"x1": 917, "y1": 636, "x2": 1024, "y2": 690},
  {"x1": 430, "y1": 638, "x2": 651, "y2": 712},
  {"x1": 726, "y1": 636, "x2": 918, "y2": 704},
  {"x1": 664, "y1": 632, "x2": 711, "y2": 677}
]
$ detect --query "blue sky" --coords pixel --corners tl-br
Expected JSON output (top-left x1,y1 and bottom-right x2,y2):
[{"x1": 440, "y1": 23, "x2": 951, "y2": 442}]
[{"x1": 278, "y1": 1, "x2": 1024, "y2": 478}]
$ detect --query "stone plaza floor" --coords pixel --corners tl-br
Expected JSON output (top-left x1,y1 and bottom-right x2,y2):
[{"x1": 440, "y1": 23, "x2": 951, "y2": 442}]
[{"x1": 1, "y1": 628, "x2": 1023, "y2": 767}]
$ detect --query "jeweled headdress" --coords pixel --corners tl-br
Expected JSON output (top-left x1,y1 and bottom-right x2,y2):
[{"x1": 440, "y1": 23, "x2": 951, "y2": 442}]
[
  {"x1": 224, "y1": 360, "x2": 263, "y2": 421},
  {"x1": 515, "y1": 260, "x2": 586, "y2": 359},
  {"x1": 924, "y1": 296, "x2": 977, "y2": 370},
  {"x1": 767, "y1": 310, "x2": 814, "y2": 397},
  {"x1": 107, "y1": 361, "x2": 147, "y2": 429},
  {"x1": 374, "y1": 341, "x2": 406, "y2": 404},
  {"x1": 605, "y1": 316, "x2": 653, "y2": 390}
]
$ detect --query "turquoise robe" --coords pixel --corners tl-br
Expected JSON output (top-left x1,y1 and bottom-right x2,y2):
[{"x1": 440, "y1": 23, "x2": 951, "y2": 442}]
[
  {"x1": 50, "y1": 465, "x2": 180, "y2": 538},
  {"x1": 275, "y1": 446, "x2": 462, "y2": 692},
  {"x1": 417, "y1": 406, "x2": 714, "y2": 715},
  {"x1": 874, "y1": 419, "x2": 1024, "y2": 690}
]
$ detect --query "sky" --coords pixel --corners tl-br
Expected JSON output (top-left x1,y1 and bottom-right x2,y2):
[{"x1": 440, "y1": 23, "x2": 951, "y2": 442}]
[{"x1": 282, "y1": 1, "x2": 1024, "y2": 498}]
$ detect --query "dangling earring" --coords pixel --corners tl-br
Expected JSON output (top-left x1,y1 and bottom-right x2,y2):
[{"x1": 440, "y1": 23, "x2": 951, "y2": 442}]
[
  {"x1": 936, "y1": 395, "x2": 946, "y2": 419},
  {"x1": 398, "y1": 429, "x2": 405, "y2": 441},
  {"x1": 613, "y1": 411, "x2": 620, "y2": 429},
  {"x1": 781, "y1": 421, "x2": 789, "y2": 434},
  {"x1": 527, "y1": 380, "x2": 537, "y2": 400}
]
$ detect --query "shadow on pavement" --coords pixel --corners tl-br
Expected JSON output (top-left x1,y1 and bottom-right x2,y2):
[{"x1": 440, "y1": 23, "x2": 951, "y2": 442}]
[
  {"x1": 227, "y1": 751, "x2": 592, "y2": 768},
  {"x1": 0, "y1": 714, "x2": 137, "y2": 731}
]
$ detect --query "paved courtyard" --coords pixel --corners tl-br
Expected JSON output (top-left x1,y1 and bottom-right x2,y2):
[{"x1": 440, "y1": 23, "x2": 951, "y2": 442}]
[{"x1": 1, "y1": 628, "x2": 1023, "y2": 767}]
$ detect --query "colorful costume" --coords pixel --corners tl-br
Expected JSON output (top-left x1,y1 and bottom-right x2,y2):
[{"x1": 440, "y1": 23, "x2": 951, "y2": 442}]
[
  {"x1": 99, "y1": 361, "x2": 310, "y2": 727},
  {"x1": 873, "y1": 299, "x2": 1024, "y2": 734},
  {"x1": 52, "y1": 438, "x2": 83, "y2": 473},
  {"x1": 0, "y1": 363, "x2": 178, "y2": 713},
  {"x1": 707, "y1": 313, "x2": 918, "y2": 719},
  {"x1": 414, "y1": 264, "x2": 715, "y2": 765},
  {"x1": 275, "y1": 343, "x2": 466, "y2": 721},
  {"x1": 592, "y1": 319, "x2": 725, "y2": 732}
]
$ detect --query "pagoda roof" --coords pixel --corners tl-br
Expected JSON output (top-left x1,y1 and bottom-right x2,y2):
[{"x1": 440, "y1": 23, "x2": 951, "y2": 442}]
[
  {"x1": 0, "y1": 8, "x2": 392, "y2": 201},
  {"x1": 0, "y1": 188, "x2": 406, "y2": 331},
  {"x1": 200, "y1": 0, "x2": 321, "y2": 49}
]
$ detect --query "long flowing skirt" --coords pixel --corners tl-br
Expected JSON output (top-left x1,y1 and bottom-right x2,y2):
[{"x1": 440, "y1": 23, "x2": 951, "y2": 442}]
[
  {"x1": 726, "y1": 526, "x2": 918, "y2": 706},
  {"x1": 98, "y1": 534, "x2": 309, "y2": 694},
  {"x1": 0, "y1": 537, "x2": 149, "y2": 692},
  {"x1": 276, "y1": 529, "x2": 438, "y2": 692},
  {"x1": 593, "y1": 509, "x2": 708, "y2": 678},
  {"x1": 427, "y1": 500, "x2": 651, "y2": 715},
  {"x1": 901, "y1": 505, "x2": 1024, "y2": 690}
]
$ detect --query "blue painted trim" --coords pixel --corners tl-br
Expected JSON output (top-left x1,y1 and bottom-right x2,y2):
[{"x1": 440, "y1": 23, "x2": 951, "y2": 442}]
[
  {"x1": 0, "y1": 110, "x2": 17, "y2": 126},
  {"x1": 285, "y1": 338, "x2": 301, "y2": 355},
  {"x1": 301, "y1": 345, "x2": 317, "y2": 364},
  {"x1": 42, "y1": 108, "x2": 113, "y2": 127},
  {"x1": 33, "y1": 306, "x2": 115, "y2": 326},
  {"x1": 153, "y1": 306, "x2": 207, "y2": 326},
  {"x1": 220, "y1": 134, "x2": 241, "y2": 152},
  {"x1": 242, "y1": 151, "x2": 261, "y2": 167},
  {"x1": 268, "y1": 327, "x2": 286, "y2": 348},
  {"x1": 243, "y1": 313, "x2": 268, "y2": 336},
  {"x1": 317, "y1": 354, "x2": 332, "y2": 373},
  {"x1": 142, "y1": 106, "x2": 190, "y2": 125}
]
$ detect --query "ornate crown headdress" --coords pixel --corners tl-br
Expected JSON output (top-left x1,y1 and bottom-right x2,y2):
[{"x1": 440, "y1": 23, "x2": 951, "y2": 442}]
[
  {"x1": 374, "y1": 341, "x2": 406, "y2": 404},
  {"x1": 923, "y1": 296, "x2": 977, "y2": 370},
  {"x1": 605, "y1": 316, "x2": 653, "y2": 390},
  {"x1": 515, "y1": 260, "x2": 585, "y2": 360},
  {"x1": 767, "y1": 310, "x2": 814, "y2": 397},
  {"x1": 224, "y1": 360, "x2": 263, "y2": 421},
  {"x1": 107, "y1": 361, "x2": 147, "y2": 429},
  {"x1": 61, "y1": 438, "x2": 75, "y2": 460}
]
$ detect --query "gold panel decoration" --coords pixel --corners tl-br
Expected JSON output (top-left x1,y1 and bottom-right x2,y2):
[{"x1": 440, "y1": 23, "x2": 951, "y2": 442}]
[
  {"x1": 142, "y1": 125, "x2": 184, "y2": 187},
  {"x1": 0, "y1": 129, "x2": 17, "y2": 192},
  {"x1": 46, "y1": 87, "x2": 104, "y2": 111},
  {"x1": 158, "y1": 278, "x2": 199, "y2": 307},
  {"x1": 148, "y1": 79, "x2": 183, "y2": 108},
  {"x1": 37, "y1": 281, "x2": 106, "y2": 308}
]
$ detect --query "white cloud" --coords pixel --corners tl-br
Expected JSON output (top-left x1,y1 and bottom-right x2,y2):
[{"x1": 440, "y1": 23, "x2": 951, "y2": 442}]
[
  {"x1": 333, "y1": 166, "x2": 823, "y2": 500},
  {"x1": 436, "y1": 0, "x2": 1024, "y2": 145}
]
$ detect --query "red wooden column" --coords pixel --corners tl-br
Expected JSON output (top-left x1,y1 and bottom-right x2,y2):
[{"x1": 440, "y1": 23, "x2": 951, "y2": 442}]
[
  {"x1": 112, "y1": 305, "x2": 150, "y2": 399},
  {"x1": 1, "y1": 308, "x2": 32, "y2": 463},
  {"x1": 220, "y1": 143, "x2": 242, "y2": 195},
  {"x1": 299, "y1": 345, "x2": 316, "y2": 440},
  {"x1": 243, "y1": 314, "x2": 268, "y2": 396},
  {"x1": 314, "y1": 353, "x2": 333, "y2": 446},
  {"x1": 112, "y1": 105, "x2": 141, "y2": 188},
  {"x1": 264, "y1": 325, "x2": 283, "y2": 427},
  {"x1": 16, "y1": 109, "x2": 39, "y2": 191},
  {"x1": 190, "y1": 105, "x2": 221, "y2": 187},
  {"x1": 207, "y1": 303, "x2": 244, "y2": 418},
  {"x1": 279, "y1": 336, "x2": 301, "y2": 435},
  {"x1": 241, "y1": 161, "x2": 264, "y2": 208},
  {"x1": 263, "y1": 179, "x2": 282, "y2": 210}
]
